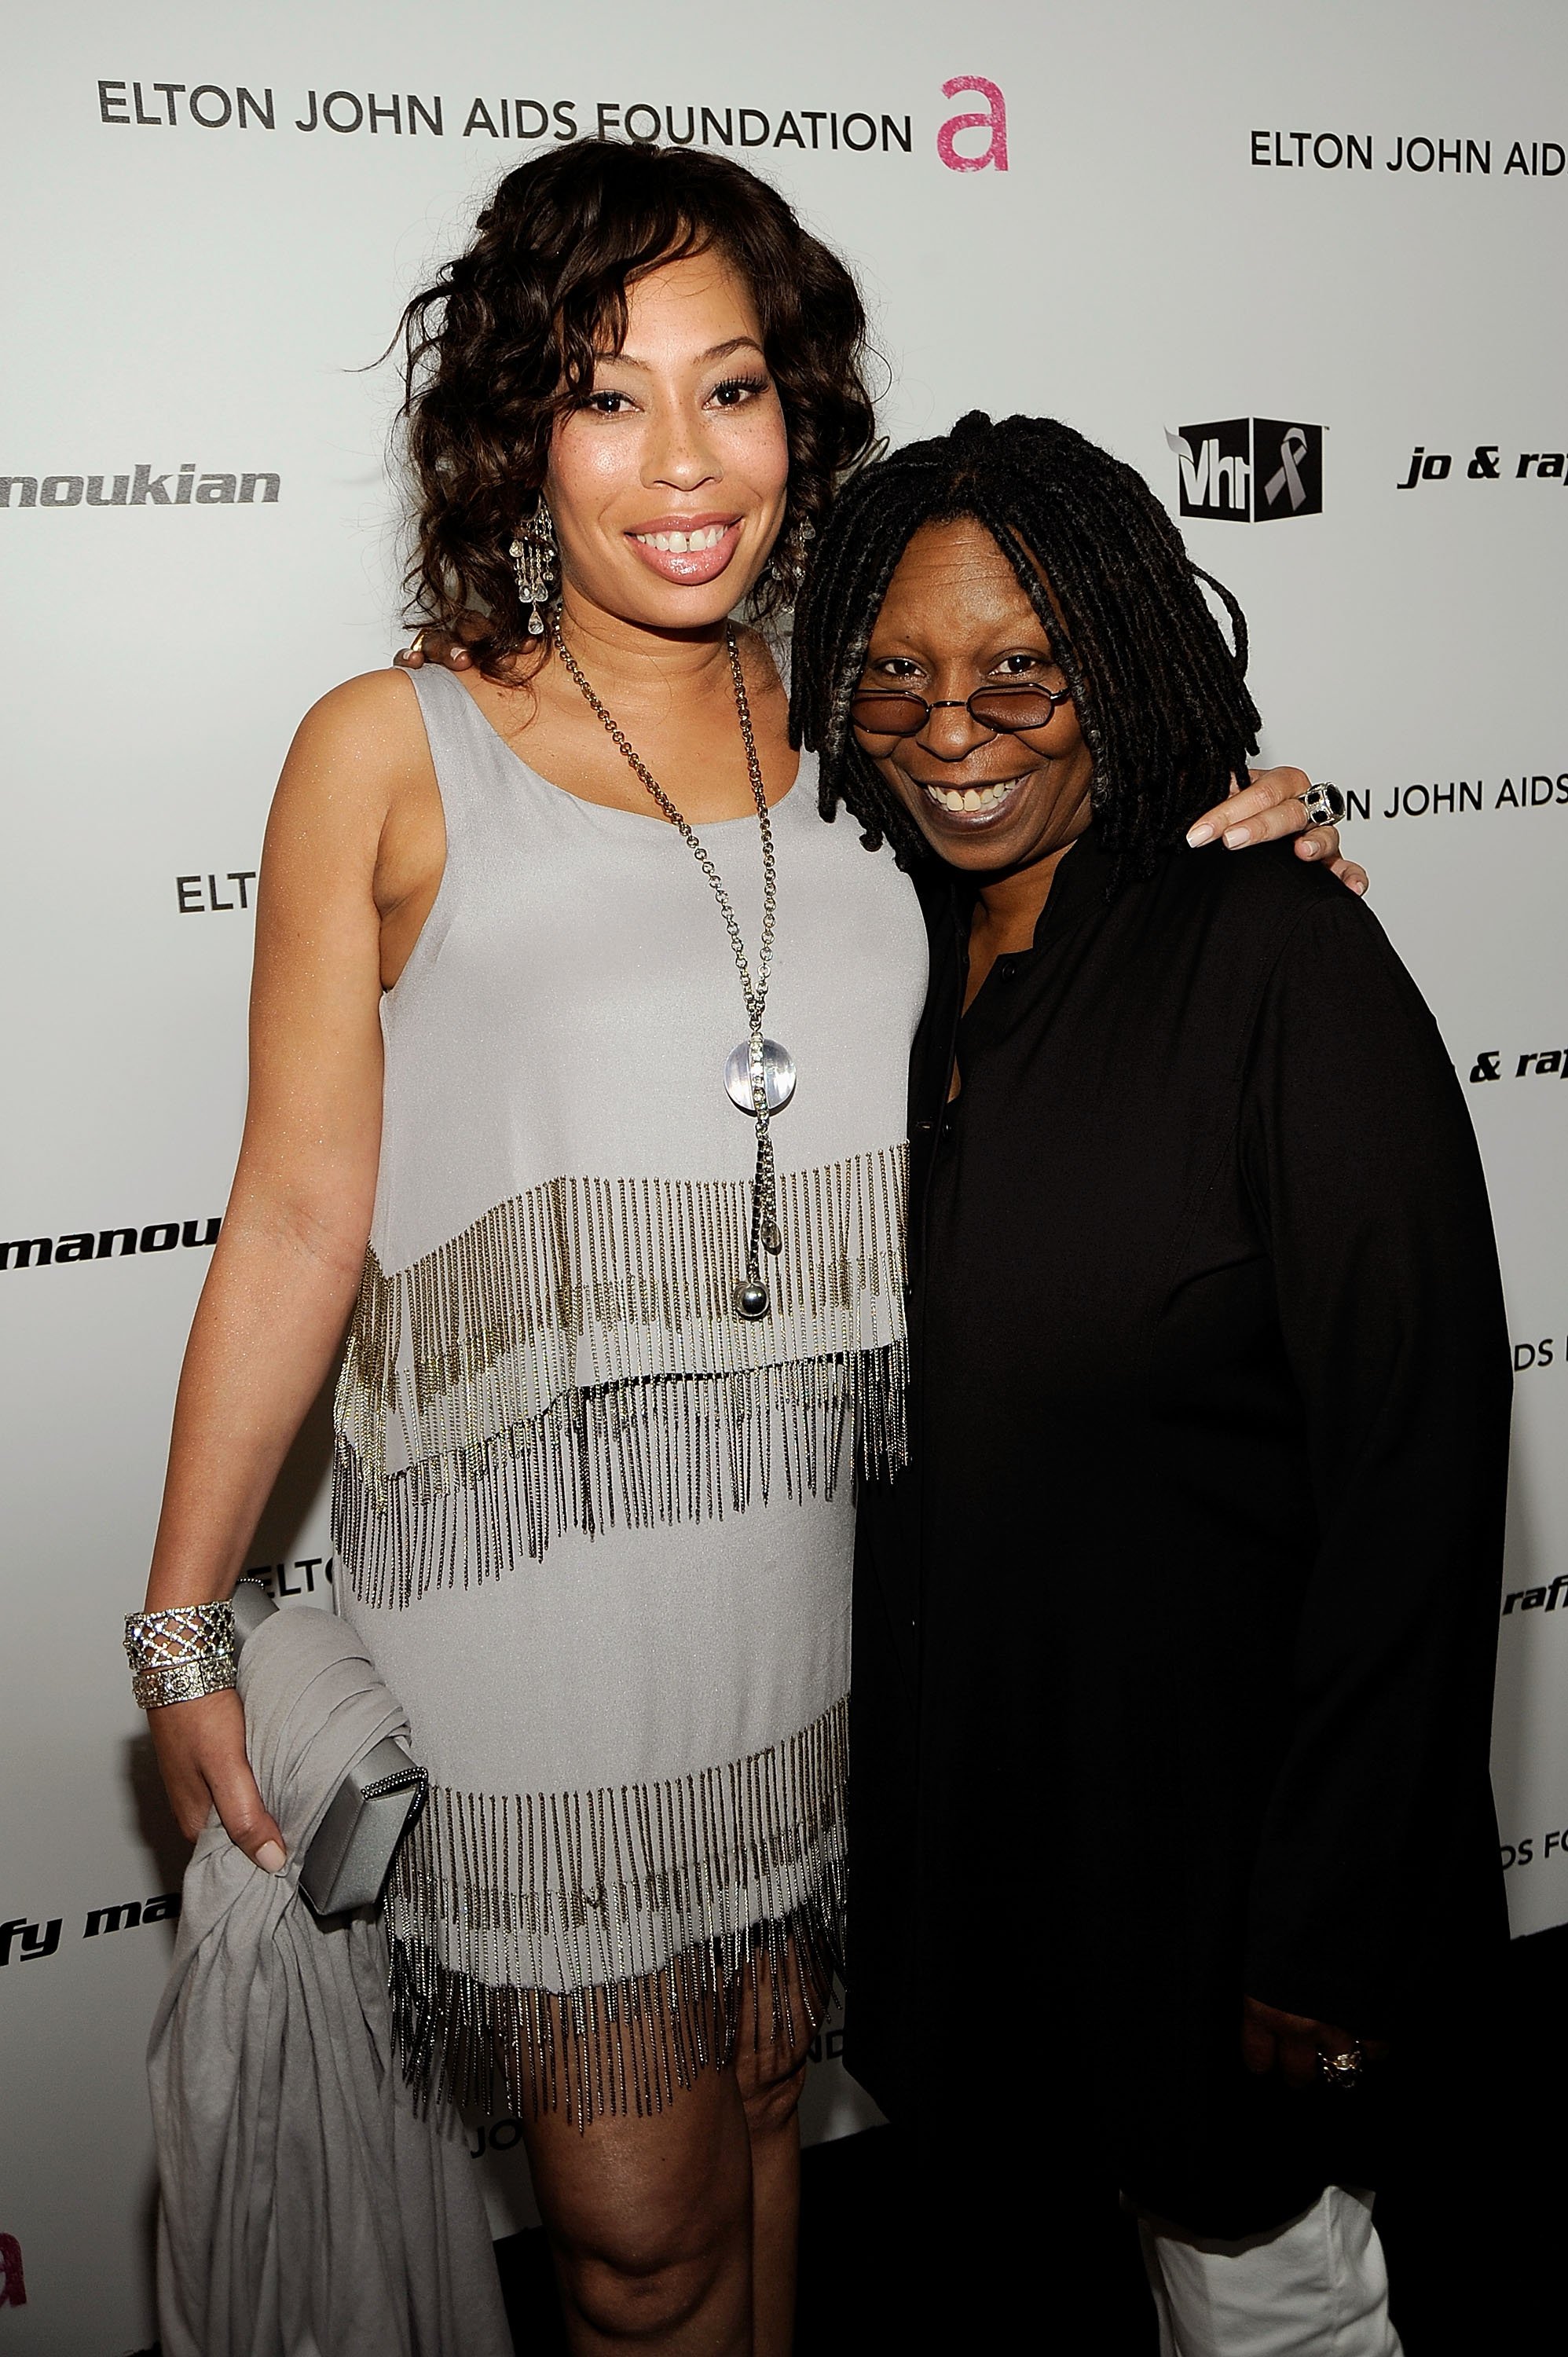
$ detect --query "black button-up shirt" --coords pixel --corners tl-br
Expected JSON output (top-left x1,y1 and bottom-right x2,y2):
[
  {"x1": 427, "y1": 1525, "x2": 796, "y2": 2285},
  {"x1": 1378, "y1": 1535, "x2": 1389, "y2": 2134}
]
[{"x1": 848, "y1": 828, "x2": 1511, "y2": 2232}]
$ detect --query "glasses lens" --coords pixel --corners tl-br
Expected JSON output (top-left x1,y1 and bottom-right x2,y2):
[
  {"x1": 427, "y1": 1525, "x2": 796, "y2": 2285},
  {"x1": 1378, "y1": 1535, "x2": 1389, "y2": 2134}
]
[
  {"x1": 967, "y1": 684, "x2": 1063, "y2": 732},
  {"x1": 850, "y1": 691, "x2": 929, "y2": 737}
]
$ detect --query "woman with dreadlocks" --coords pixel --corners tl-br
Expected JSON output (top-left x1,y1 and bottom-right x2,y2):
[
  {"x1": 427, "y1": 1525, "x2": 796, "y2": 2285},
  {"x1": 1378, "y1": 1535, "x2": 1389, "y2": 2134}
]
[{"x1": 790, "y1": 412, "x2": 1510, "y2": 2355}]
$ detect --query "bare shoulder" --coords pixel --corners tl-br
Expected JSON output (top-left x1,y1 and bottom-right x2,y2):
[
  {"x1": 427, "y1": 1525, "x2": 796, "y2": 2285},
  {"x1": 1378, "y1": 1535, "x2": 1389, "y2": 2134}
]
[
  {"x1": 288, "y1": 668, "x2": 430, "y2": 777},
  {"x1": 269, "y1": 670, "x2": 434, "y2": 845}
]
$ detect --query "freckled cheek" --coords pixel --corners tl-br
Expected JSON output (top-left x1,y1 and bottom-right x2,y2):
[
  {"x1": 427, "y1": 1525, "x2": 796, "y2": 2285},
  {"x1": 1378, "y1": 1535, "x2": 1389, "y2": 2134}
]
[
  {"x1": 726, "y1": 422, "x2": 790, "y2": 510},
  {"x1": 548, "y1": 425, "x2": 646, "y2": 530}
]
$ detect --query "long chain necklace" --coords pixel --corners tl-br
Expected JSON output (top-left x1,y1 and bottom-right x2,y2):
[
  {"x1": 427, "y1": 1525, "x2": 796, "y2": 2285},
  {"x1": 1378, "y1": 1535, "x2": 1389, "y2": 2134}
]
[{"x1": 553, "y1": 617, "x2": 795, "y2": 1322}]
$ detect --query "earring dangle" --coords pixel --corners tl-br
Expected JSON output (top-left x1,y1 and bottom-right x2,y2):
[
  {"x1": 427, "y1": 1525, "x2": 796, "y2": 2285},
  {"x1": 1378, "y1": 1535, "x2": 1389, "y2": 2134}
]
[
  {"x1": 768, "y1": 513, "x2": 815, "y2": 595},
  {"x1": 509, "y1": 497, "x2": 558, "y2": 637}
]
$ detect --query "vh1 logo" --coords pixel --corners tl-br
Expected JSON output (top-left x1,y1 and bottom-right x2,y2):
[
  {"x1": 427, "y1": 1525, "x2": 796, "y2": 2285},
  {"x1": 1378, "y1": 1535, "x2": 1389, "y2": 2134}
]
[{"x1": 1167, "y1": 419, "x2": 1324, "y2": 522}]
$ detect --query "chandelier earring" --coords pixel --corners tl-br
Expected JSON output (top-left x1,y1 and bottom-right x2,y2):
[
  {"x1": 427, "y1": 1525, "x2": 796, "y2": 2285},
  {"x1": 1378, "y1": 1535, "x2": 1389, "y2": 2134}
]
[
  {"x1": 509, "y1": 496, "x2": 559, "y2": 637},
  {"x1": 767, "y1": 512, "x2": 816, "y2": 596}
]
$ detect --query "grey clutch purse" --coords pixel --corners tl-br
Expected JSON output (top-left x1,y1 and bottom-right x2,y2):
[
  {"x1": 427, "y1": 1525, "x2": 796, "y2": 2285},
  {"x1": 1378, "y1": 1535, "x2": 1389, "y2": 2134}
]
[{"x1": 230, "y1": 1579, "x2": 427, "y2": 1918}]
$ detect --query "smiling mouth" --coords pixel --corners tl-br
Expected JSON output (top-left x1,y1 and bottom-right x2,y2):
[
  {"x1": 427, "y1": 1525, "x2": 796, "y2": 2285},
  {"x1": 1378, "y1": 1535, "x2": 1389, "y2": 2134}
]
[
  {"x1": 921, "y1": 777, "x2": 1027, "y2": 820},
  {"x1": 625, "y1": 518, "x2": 742, "y2": 585},
  {"x1": 632, "y1": 524, "x2": 731, "y2": 553}
]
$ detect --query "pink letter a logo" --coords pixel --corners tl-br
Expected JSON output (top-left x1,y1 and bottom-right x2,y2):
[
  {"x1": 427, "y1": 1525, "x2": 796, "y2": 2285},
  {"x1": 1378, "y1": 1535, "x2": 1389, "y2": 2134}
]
[{"x1": 938, "y1": 76, "x2": 1009, "y2": 173}]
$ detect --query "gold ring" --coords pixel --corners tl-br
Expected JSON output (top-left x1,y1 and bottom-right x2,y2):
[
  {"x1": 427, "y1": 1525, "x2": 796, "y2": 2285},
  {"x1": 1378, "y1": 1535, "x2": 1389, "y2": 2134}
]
[
  {"x1": 1317, "y1": 2042, "x2": 1364, "y2": 2090},
  {"x1": 408, "y1": 628, "x2": 427, "y2": 658}
]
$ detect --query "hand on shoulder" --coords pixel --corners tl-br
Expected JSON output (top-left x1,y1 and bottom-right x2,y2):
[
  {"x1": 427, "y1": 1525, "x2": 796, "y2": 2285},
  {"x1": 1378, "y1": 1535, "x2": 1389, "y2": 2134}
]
[
  {"x1": 1186, "y1": 765, "x2": 1368, "y2": 897},
  {"x1": 393, "y1": 621, "x2": 478, "y2": 673}
]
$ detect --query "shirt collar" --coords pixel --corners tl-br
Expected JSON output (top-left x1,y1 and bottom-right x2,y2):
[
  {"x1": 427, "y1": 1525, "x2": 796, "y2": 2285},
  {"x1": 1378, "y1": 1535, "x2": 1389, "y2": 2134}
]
[
  {"x1": 940, "y1": 820, "x2": 1118, "y2": 964},
  {"x1": 1031, "y1": 823, "x2": 1116, "y2": 946}
]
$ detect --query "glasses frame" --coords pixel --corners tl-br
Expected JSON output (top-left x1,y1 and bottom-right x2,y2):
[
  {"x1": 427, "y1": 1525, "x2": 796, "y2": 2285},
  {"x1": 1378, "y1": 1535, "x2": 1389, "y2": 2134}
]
[{"x1": 848, "y1": 680, "x2": 1073, "y2": 740}]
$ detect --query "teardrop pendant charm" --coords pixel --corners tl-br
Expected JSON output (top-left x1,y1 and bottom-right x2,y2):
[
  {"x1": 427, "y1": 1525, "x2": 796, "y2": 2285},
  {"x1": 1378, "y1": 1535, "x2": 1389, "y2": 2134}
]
[
  {"x1": 526, "y1": 607, "x2": 545, "y2": 637},
  {"x1": 734, "y1": 1277, "x2": 771, "y2": 1321}
]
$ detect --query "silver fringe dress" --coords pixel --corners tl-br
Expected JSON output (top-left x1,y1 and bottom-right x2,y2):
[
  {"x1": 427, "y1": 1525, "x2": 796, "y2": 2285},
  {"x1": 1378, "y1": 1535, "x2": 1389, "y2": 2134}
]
[{"x1": 333, "y1": 663, "x2": 927, "y2": 2120}]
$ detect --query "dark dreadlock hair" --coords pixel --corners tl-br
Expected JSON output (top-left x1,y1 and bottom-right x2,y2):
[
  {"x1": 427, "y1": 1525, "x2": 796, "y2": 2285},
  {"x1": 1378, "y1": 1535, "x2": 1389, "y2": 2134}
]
[{"x1": 790, "y1": 409, "x2": 1261, "y2": 872}]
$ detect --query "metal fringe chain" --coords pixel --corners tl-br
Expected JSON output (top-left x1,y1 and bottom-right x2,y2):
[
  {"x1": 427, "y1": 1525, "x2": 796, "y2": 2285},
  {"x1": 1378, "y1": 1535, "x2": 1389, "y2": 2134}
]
[
  {"x1": 551, "y1": 618, "x2": 783, "y2": 1320},
  {"x1": 332, "y1": 1149, "x2": 911, "y2": 1601},
  {"x1": 385, "y1": 1695, "x2": 848, "y2": 2126}
]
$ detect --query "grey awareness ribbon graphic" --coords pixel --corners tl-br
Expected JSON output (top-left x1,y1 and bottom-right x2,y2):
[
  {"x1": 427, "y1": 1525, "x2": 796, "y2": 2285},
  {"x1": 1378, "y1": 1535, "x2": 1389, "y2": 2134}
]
[{"x1": 1265, "y1": 426, "x2": 1310, "y2": 511}]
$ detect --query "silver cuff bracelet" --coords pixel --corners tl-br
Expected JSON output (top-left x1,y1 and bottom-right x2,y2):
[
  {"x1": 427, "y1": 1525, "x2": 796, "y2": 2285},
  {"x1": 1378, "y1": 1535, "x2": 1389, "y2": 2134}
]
[{"x1": 124, "y1": 1600, "x2": 238, "y2": 1710}]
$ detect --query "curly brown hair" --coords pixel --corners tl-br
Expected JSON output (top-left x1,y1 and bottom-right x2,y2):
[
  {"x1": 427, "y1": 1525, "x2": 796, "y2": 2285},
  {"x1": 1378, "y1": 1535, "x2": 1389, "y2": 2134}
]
[{"x1": 397, "y1": 139, "x2": 877, "y2": 677}]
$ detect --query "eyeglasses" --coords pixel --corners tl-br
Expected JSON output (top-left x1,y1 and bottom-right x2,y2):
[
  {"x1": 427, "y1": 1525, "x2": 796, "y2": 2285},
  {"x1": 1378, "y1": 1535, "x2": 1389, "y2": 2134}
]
[{"x1": 848, "y1": 681, "x2": 1072, "y2": 739}]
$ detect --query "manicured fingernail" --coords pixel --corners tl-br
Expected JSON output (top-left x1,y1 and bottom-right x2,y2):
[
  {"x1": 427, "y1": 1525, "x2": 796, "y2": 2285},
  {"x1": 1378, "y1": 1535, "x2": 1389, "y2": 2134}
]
[
  {"x1": 1186, "y1": 822, "x2": 1214, "y2": 847},
  {"x1": 1348, "y1": 875, "x2": 1367, "y2": 895},
  {"x1": 1300, "y1": 838, "x2": 1320, "y2": 856},
  {"x1": 1223, "y1": 825, "x2": 1251, "y2": 848},
  {"x1": 255, "y1": 1840, "x2": 287, "y2": 1875}
]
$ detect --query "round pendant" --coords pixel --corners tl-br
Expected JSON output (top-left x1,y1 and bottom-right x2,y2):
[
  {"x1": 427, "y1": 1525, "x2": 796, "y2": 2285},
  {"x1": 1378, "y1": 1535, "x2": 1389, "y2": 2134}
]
[
  {"x1": 734, "y1": 1277, "x2": 771, "y2": 1321},
  {"x1": 724, "y1": 1039, "x2": 797, "y2": 1116}
]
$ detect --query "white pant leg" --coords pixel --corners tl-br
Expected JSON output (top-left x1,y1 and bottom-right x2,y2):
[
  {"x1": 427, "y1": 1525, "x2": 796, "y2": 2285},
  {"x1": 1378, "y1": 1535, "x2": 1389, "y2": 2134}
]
[{"x1": 1138, "y1": 2187, "x2": 1403, "y2": 2357}]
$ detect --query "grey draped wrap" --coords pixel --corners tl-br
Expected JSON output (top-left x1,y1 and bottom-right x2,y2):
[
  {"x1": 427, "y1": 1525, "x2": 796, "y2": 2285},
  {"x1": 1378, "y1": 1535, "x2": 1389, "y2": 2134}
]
[{"x1": 148, "y1": 1605, "x2": 511, "y2": 2357}]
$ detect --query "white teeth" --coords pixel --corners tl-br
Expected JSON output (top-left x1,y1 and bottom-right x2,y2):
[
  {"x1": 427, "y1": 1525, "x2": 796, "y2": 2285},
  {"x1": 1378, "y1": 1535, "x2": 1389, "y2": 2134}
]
[
  {"x1": 636, "y1": 525, "x2": 727, "y2": 554},
  {"x1": 924, "y1": 780, "x2": 1016, "y2": 816}
]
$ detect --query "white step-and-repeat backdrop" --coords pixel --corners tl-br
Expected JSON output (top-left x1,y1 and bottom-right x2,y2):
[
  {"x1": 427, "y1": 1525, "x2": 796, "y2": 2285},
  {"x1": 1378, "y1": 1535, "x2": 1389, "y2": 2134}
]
[{"x1": 2, "y1": 2, "x2": 1564, "y2": 2345}]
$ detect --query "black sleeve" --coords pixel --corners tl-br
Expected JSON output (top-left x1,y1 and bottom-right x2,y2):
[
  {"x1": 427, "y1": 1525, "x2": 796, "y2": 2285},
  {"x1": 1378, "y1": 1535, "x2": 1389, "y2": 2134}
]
[{"x1": 1238, "y1": 893, "x2": 1511, "y2": 2034}]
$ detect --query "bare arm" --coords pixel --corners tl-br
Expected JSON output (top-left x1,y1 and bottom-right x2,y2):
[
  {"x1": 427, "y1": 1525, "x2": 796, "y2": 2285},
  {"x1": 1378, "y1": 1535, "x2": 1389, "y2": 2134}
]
[{"x1": 143, "y1": 672, "x2": 433, "y2": 1860}]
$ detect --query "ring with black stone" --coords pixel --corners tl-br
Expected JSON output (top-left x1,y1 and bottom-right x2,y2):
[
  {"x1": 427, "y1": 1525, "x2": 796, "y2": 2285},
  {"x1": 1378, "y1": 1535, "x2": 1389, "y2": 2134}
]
[{"x1": 1300, "y1": 781, "x2": 1346, "y2": 827}]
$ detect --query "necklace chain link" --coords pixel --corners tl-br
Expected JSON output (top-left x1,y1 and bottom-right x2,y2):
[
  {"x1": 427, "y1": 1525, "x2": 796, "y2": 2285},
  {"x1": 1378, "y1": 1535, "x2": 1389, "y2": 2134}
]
[{"x1": 553, "y1": 618, "x2": 783, "y2": 1315}]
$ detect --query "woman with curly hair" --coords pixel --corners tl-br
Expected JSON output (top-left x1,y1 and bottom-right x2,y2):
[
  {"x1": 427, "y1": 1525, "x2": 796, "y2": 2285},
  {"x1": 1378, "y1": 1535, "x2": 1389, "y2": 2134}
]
[{"x1": 133, "y1": 142, "x2": 1339, "y2": 2354}]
